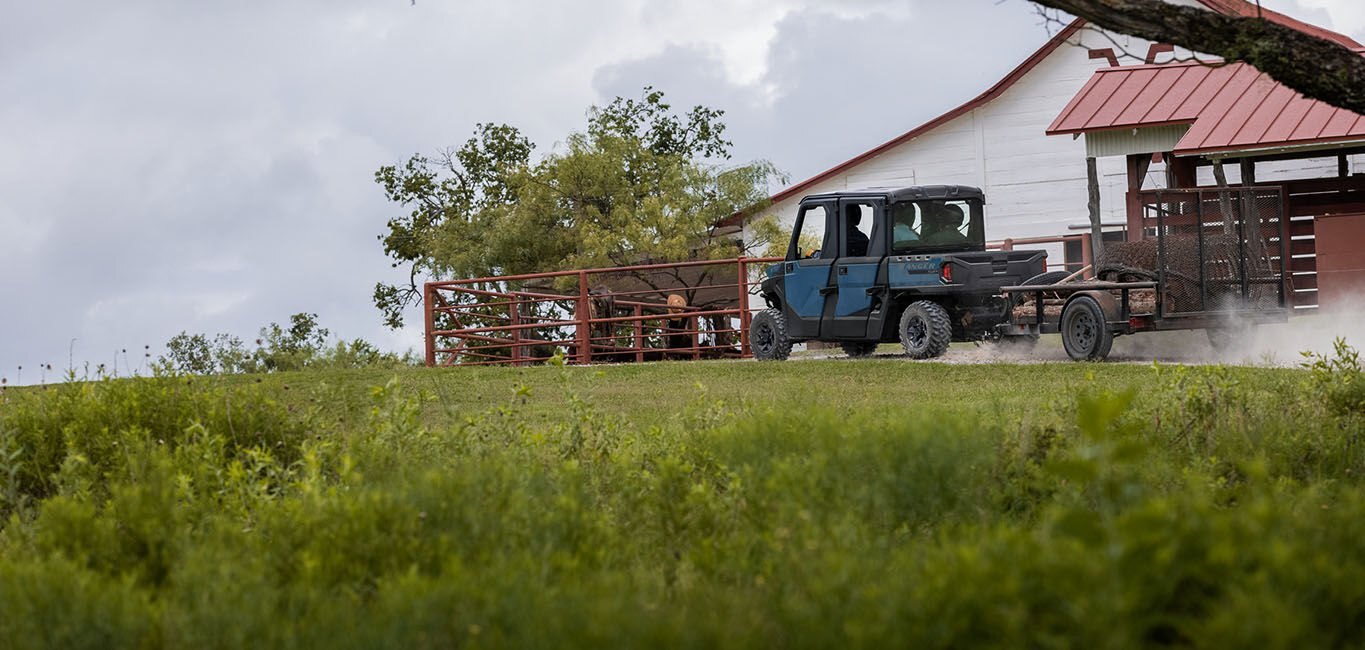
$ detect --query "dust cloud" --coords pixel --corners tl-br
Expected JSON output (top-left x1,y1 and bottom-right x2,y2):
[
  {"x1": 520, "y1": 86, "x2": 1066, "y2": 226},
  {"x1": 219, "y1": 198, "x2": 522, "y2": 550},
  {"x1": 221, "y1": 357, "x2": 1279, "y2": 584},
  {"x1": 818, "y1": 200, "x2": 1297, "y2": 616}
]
[{"x1": 797, "y1": 297, "x2": 1365, "y2": 366}]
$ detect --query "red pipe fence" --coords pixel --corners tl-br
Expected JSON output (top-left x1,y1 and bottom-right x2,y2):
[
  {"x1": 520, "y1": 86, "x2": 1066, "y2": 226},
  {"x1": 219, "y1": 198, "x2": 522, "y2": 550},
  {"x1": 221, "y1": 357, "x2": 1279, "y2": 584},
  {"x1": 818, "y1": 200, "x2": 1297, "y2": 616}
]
[{"x1": 424, "y1": 257, "x2": 780, "y2": 367}]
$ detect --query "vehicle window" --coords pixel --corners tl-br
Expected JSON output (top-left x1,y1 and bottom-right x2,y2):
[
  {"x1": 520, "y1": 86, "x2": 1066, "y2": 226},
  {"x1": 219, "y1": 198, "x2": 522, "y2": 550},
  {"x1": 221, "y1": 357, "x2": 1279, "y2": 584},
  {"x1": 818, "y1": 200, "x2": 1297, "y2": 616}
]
[
  {"x1": 841, "y1": 202, "x2": 875, "y2": 257},
  {"x1": 891, "y1": 199, "x2": 983, "y2": 253},
  {"x1": 793, "y1": 205, "x2": 830, "y2": 259},
  {"x1": 890, "y1": 202, "x2": 921, "y2": 251}
]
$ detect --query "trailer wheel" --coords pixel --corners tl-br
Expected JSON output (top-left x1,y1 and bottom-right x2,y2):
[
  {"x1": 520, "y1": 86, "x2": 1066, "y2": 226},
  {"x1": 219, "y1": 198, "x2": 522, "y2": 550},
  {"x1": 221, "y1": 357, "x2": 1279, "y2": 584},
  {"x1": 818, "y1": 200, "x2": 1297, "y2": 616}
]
[
  {"x1": 749, "y1": 309, "x2": 793, "y2": 361},
  {"x1": 841, "y1": 341, "x2": 878, "y2": 358},
  {"x1": 899, "y1": 300, "x2": 952, "y2": 359},
  {"x1": 1061, "y1": 296, "x2": 1113, "y2": 361}
]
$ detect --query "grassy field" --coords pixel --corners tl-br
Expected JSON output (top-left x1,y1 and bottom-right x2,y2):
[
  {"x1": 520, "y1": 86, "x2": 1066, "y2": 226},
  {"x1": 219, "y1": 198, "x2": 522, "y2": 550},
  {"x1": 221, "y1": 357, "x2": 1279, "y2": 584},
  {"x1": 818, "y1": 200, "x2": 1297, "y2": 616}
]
[
  {"x1": 0, "y1": 351, "x2": 1362, "y2": 648},
  {"x1": 236, "y1": 352, "x2": 1287, "y2": 426}
]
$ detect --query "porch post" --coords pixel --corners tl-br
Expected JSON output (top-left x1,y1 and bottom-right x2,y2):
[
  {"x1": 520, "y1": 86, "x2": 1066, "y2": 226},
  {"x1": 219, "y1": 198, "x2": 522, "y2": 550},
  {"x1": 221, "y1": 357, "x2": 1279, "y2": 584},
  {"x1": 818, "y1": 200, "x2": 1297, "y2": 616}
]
[
  {"x1": 1087, "y1": 157, "x2": 1105, "y2": 264},
  {"x1": 1125, "y1": 154, "x2": 1147, "y2": 241}
]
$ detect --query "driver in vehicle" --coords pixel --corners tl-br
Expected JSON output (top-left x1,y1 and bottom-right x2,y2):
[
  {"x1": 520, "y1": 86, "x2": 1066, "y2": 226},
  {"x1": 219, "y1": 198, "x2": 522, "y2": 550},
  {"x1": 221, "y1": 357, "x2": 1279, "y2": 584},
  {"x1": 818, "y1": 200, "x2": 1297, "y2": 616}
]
[{"x1": 845, "y1": 204, "x2": 870, "y2": 256}]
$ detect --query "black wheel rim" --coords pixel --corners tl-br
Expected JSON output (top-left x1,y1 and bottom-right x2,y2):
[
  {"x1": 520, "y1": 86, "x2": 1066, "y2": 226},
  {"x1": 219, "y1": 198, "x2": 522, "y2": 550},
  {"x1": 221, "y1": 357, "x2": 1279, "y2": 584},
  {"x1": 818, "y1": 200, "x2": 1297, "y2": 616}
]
[
  {"x1": 754, "y1": 321, "x2": 774, "y2": 353},
  {"x1": 1070, "y1": 310, "x2": 1097, "y2": 353},
  {"x1": 907, "y1": 316, "x2": 927, "y2": 349}
]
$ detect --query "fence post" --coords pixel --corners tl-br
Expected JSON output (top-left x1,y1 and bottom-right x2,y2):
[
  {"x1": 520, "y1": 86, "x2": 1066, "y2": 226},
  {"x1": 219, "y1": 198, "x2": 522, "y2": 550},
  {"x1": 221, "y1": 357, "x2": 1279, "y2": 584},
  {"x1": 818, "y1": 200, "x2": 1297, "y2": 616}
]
[
  {"x1": 633, "y1": 305, "x2": 644, "y2": 363},
  {"x1": 691, "y1": 314, "x2": 701, "y2": 360},
  {"x1": 1080, "y1": 233, "x2": 1094, "y2": 279},
  {"x1": 509, "y1": 295, "x2": 522, "y2": 367},
  {"x1": 423, "y1": 283, "x2": 436, "y2": 367},
  {"x1": 576, "y1": 271, "x2": 590, "y2": 365},
  {"x1": 736, "y1": 258, "x2": 750, "y2": 357}
]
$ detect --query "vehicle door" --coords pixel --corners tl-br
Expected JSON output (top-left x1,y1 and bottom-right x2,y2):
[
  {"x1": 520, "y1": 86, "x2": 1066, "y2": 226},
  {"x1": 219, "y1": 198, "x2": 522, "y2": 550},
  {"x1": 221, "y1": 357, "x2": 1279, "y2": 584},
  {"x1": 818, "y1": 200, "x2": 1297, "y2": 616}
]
[
  {"x1": 828, "y1": 198, "x2": 887, "y2": 339},
  {"x1": 780, "y1": 200, "x2": 837, "y2": 339}
]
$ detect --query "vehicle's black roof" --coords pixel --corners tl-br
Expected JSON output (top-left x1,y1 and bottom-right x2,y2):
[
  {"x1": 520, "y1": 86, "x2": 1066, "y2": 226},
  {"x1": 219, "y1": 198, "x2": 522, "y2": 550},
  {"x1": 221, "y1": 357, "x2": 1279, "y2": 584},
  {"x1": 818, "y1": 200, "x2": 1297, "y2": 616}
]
[{"x1": 801, "y1": 185, "x2": 984, "y2": 202}]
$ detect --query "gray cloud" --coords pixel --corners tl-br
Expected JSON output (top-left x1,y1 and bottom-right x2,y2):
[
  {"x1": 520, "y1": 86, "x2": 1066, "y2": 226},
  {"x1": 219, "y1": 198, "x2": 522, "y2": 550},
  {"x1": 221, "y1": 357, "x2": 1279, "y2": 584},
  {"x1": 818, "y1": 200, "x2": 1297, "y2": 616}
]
[{"x1": 593, "y1": 0, "x2": 1047, "y2": 184}]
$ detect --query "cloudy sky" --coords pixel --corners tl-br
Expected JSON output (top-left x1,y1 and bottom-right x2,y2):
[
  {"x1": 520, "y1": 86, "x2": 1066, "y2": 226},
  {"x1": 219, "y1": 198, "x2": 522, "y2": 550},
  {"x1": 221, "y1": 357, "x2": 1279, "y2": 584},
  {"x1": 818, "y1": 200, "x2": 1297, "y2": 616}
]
[{"x1": 1, "y1": 0, "x2": 1358, "y2": 380}]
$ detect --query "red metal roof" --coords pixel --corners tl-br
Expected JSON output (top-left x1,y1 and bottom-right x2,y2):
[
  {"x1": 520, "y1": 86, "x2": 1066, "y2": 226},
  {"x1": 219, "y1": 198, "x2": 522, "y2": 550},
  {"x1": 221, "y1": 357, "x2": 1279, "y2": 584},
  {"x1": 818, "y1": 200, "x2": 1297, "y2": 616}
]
[
  {"x1": 733, "y1": 0, "x2": 1359, "y2": 226},
  {"x1": 1198, "y1": 0, "x2": 1359, "y2": 48},
  {"x1": 1047, "y1": 55, "x2": 1365, "y2": 156}
]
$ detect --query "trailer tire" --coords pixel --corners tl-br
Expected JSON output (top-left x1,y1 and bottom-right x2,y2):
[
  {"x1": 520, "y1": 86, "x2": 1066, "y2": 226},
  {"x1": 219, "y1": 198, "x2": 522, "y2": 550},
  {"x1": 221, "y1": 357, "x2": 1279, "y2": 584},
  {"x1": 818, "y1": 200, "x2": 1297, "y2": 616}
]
[
  {"x1": 841, "y1": 341, "x2": 878, "y2": 358},
  {"x1": 749, "y1": 309, "x2": 793, "y2": 361},
  {"x1": 1061, "y1": 296, "x2": 1113, "y2": 361},
  {"x1": 899, "y1": 300, "x2": 952, "y2": 359}
]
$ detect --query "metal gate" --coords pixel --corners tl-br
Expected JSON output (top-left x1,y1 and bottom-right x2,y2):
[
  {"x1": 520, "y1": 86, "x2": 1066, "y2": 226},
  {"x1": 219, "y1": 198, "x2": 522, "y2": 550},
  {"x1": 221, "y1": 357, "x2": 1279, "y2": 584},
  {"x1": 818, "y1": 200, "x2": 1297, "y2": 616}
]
[
  {"x1": 1139, "y1": 187, "x2": 1289, "y2": 317},
  {"x1": 423, "y1": 257, "x2": 778, "y2": 367}
]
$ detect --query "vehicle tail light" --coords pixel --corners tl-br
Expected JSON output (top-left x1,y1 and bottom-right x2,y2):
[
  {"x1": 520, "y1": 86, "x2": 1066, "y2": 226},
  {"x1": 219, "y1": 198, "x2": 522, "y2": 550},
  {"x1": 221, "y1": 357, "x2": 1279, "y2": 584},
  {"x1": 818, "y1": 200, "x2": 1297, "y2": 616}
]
[{"x1": 940, "y1": 263, "x2": 954, "y2": 283}]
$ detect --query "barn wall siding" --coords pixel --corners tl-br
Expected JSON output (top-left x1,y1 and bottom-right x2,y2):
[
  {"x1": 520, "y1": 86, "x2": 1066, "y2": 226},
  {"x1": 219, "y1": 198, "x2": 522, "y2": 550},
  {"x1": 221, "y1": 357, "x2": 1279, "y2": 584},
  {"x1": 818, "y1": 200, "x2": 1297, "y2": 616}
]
[{"x1": 751, "y1": 29, "x2": 1146, "y2": 246}]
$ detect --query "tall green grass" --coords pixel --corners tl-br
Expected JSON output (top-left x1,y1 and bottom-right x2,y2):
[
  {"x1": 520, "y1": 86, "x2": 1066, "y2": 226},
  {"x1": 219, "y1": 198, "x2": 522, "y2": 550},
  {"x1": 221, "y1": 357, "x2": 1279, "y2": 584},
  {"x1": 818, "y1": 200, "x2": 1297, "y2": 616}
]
[{"x1": 0, "y1": 350, "x2": 1361, "y2": 649}]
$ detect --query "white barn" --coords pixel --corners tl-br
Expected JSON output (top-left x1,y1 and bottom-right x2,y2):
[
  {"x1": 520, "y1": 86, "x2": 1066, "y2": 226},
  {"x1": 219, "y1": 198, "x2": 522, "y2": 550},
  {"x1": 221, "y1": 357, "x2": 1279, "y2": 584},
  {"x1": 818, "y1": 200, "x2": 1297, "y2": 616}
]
[{"x1": 737, "y1": 0, "x2": 1361, "y2": 268}]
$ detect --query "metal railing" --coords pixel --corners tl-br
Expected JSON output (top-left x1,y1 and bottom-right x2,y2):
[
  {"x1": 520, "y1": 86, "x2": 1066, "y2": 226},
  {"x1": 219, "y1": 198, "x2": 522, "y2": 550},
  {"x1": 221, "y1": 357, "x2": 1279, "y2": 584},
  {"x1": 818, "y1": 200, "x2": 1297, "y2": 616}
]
[
  {"x1": 990, "y1": 232, "x2": 1096, "y2": 275},
  {"x1": 424, "y1": 257, "x2": 781, "y2": 367}
]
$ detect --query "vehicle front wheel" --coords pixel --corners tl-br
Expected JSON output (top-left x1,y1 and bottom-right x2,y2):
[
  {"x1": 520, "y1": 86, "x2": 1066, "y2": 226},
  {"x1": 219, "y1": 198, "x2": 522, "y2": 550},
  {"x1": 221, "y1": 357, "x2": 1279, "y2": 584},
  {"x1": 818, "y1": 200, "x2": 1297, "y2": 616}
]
[
  {"x1": 1060, "y1": 296, "x2": 1113, "y2": 361},
  {"x1": 749, "y1": 309, "x2": 793, "y2": 361},
  {"x1": 841, "y1": 341, "x2": 878, "y2": 358},
  {"x1": 899, "y1": 300, "x2": 952, "y2": 359}
]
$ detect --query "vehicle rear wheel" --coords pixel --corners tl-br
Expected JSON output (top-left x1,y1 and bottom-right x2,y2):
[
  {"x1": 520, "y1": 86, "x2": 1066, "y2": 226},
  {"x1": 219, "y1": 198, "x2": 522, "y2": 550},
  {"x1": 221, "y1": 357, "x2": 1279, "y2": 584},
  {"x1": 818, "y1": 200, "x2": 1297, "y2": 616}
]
[
  {"x1": 749, "y1": 309, "x2": 793, "y2": 361},
  {"x1": 1060, "y1": 296, "x2": 1113, "y2": 361},
  {"x1": 841, "y1": 341, "x2": 878, "y2": 358},
  {"x1": 899, "y1": 300, "x2": 952, "y2": 359}
]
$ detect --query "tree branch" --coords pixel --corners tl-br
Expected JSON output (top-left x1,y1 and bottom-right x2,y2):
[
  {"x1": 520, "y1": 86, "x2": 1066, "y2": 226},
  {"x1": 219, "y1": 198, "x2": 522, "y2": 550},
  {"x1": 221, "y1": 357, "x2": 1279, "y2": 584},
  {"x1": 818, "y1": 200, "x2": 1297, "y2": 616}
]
[{"x1": 1031, "y1": 0, "x2": 1365, "y2": 114}]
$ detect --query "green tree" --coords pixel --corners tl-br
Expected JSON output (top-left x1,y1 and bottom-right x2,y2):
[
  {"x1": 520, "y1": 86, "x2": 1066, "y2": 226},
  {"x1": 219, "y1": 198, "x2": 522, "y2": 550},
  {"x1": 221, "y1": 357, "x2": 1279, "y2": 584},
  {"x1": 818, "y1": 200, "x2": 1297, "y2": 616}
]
[
  {"x1": 160, "y1": 333, "x2": 255, "y2": 375},
  {"x1": 255, "y1": 312, "x2": 330, "y2": 372},
  {"x1": 373, "y1": 87, "x2": 786, "y2": 328}
]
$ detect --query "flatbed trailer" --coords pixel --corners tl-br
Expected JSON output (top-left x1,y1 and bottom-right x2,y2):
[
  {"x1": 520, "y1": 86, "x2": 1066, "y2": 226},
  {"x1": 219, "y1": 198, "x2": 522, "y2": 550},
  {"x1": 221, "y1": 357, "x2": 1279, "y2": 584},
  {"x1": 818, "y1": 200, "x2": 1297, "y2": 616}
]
[
  {"x1": 995, "y1": 186, "x2": 1293, "y2": 361},
  {"x1": 997, "y1": 280, "x2": 1290, "y2": 360}
]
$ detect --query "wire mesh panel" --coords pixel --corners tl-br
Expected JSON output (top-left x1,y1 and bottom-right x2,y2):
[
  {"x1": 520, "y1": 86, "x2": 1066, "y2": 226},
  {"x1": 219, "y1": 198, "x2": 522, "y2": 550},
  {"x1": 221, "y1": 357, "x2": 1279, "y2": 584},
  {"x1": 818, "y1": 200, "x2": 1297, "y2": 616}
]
[{"x1": 1139, "y1": 187, "x2": 1286, "y2": 316}]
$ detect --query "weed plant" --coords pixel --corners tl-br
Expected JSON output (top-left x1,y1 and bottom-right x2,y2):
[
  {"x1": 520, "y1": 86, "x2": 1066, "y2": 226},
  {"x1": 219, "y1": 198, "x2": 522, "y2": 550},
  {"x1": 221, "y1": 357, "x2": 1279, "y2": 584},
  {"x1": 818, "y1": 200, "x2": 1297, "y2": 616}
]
[{"x1": 0, "y1": 346, "x2": 1362, "y2": 648}]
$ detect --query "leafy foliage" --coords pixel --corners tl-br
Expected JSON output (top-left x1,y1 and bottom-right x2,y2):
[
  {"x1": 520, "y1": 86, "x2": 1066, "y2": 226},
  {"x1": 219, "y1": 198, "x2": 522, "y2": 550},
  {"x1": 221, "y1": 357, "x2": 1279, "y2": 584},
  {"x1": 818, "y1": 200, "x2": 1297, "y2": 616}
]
[
  {"x1": 1, "y1": 346, "x2": 1363, "y2": 647},
  {"x1": 374, "y1": 87, "x2": 786, "y2": 328},
  {"x1": 158, "y1": 313, "x2": 412, "y2": 376}
]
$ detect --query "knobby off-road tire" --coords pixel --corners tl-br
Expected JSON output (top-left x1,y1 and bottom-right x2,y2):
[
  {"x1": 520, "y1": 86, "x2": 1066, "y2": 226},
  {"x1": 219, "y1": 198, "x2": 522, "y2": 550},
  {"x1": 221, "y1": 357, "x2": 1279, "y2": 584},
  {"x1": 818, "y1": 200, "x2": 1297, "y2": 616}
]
[
  {"x1": 749, "y1": 309, "x2": 793, "y2": 361},
  {"x1": 899, "y1": 300, "x2": 952, "y2": 359},
  {"x1": 1060, "y1": 296, "x2": 1113, "y2": 361},
  {"x1": 841, "y1": 341, "x2": 878, "y2": 358}
]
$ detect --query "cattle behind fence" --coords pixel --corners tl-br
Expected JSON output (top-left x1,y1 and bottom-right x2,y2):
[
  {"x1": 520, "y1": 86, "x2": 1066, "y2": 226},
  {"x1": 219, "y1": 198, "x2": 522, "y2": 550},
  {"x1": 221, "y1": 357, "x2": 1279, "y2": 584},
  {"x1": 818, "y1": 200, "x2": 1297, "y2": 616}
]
[{"x1": 424, "y1": 257, "x2": 781, "y2": 366}]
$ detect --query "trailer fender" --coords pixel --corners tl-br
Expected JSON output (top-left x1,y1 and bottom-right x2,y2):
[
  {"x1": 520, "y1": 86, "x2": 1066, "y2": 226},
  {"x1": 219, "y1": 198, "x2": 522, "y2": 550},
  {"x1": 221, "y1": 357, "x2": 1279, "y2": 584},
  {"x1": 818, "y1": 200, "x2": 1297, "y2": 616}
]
[{"x1": 1065, "y1": 290, "x2": 1121, "y2": 326}]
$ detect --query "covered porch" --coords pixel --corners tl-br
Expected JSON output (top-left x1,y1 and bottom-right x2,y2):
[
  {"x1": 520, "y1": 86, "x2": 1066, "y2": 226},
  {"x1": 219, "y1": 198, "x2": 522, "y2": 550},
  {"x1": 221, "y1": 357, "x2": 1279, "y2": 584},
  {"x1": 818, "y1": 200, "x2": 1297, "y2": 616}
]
[{"x1": 1048, "y1": 53, "x2": 1365, "y2": 309}]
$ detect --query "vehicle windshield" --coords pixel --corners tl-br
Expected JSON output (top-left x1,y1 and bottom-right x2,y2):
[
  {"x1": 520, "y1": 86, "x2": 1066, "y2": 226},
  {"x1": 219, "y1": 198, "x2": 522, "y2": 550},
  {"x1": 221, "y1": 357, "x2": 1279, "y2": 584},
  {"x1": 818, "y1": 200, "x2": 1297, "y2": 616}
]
[{"x1": 888, "y1": 198, "x2": 985, "y2": 254}]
